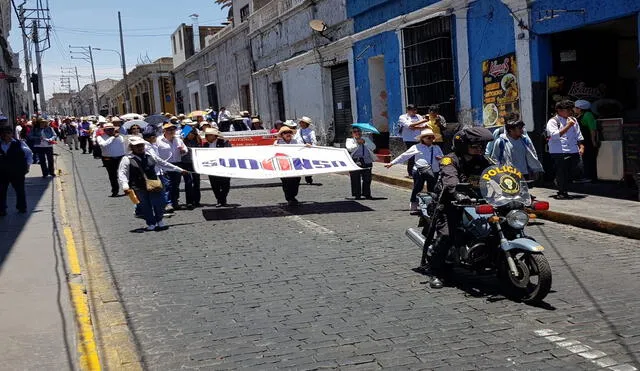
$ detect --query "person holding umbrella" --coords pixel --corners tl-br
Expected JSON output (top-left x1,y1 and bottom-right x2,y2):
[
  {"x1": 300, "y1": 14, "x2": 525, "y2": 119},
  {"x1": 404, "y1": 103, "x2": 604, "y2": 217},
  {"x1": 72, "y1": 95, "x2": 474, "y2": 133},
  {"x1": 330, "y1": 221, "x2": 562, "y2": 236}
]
[
  {"x1": 346, "y1": 125, "x2": 376, "y2": 200},
  {"x1": 203, "y1": 128, "x2": 232, "y2": 207}
]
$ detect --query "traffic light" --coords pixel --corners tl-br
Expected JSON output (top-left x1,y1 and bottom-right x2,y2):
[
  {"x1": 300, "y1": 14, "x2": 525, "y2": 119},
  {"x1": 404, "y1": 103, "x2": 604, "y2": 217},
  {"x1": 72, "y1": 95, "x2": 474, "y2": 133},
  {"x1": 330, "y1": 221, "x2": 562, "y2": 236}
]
[{"x1": 30, "y1": 73, "x2": 39, "y2": 94}]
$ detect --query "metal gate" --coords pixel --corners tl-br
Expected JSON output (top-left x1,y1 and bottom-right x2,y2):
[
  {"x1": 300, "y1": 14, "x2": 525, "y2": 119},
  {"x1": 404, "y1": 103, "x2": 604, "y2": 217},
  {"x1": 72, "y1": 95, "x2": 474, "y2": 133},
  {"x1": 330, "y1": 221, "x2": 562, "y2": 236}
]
[{"x1": 331, "y1": 64, "x2": 352, "y2": 143}]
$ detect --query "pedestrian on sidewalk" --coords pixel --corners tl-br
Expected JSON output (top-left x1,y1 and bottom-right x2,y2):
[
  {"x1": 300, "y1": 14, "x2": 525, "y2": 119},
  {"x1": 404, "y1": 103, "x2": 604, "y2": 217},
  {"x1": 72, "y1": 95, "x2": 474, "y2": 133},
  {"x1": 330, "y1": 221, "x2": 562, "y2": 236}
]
[
  {"x1": 546, "y1": 100, "x2": 585, "y2": 199},
  {"x1": 118, "y1": 136, "x2": 187, "y2": 231},
  {"x1": 385, "y1": 128, "x2": 443, "y2": 212},
  {"x1": 181, "y1": 126, "x2": 202, "y2": 208},
  {"x1": 296, "y1": 116, "x2": 317, "y2": 184},
  {"x1": 490, "y1": 119, "x2": 543, "y2": 180},
  {"x1": 346, "y1": 126, "x2": 375, "y2": 200},
  {"x1": 156, "y1": 123, "x2": 188, "y2": 211},
  {"x1": 274, "y1": 126, "x2": 305, "y2": 206},
  {"x1": 29, "y1": 118, "x2": 57, "y2": 177},
  {"x1": 574, "y1": 100, "x2": 600, "y2": 182},
  {"x1": 0, "y1": 125, "x2": 33, "y2": 216},
  {"x1": 204, "y1": 128, "x2": 232, "y2": 207},
  {"x1": 398, "y1": 104, "x2": 429, "y2": 178},
  {"x1": 97, "y1": 123, "x2": 126, "y2": 197},
  {"x1": 91, "y1": 118, "x2": 105, "y2": 159}
]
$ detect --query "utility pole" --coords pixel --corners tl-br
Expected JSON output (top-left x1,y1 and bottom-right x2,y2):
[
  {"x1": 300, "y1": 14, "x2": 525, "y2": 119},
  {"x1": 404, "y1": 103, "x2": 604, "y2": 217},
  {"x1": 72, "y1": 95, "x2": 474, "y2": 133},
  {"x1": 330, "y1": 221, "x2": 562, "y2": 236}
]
[
  {"x1": 17, "y1": 4, "x2": 34, "y2": 117},
  {"x1": 70, "y1": 45, "x2": 99, "y2": 115},
  {"x1": 118, "y1": 11, "x2": 131, "y2": 112},
  {"x1": 74, "y1": 66, "x2": 81, "y2": 116},
  {"x1": 32, "y1": 21, "x2": 46, "y2": 112}
]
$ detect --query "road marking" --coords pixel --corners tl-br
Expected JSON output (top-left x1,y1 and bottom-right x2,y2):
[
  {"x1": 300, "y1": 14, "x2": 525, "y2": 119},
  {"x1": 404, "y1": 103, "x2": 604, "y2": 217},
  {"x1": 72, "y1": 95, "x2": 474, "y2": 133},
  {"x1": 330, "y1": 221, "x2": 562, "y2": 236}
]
[
  {"x1": 56, "y1": 174, "x2": 101, "y2": 370},
  {"x1": 285, "y1": 215, "x2": 336, "y2": 235},
  {"x1": 535, "y1": 329, "x2": 637, "y2": 371}
]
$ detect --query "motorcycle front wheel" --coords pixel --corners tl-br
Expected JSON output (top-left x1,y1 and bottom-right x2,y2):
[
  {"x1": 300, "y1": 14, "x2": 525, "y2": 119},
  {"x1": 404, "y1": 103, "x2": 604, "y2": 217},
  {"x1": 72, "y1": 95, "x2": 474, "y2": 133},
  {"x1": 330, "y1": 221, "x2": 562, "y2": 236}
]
[{"x1": 499, "y1": 252, "x2": 552, "y2": 304}]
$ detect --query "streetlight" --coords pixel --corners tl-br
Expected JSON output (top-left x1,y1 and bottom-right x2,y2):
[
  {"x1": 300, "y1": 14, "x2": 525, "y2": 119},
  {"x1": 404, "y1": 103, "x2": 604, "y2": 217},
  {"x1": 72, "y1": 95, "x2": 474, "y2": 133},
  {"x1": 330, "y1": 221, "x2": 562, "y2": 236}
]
[{"x1": 94, "y1": 47, "x2": 130, "y2": 114}]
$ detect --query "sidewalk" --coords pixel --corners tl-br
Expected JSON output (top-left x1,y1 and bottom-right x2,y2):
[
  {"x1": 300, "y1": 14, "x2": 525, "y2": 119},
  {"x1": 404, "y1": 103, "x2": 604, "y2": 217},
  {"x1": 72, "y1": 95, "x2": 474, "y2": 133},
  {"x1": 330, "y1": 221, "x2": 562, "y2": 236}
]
[
  {"x1": 370, "y1": 162, "x2": 640, "y2": 240},
  {"x1": 0, "y1": 172, "x2": 76, "y2": 370}
]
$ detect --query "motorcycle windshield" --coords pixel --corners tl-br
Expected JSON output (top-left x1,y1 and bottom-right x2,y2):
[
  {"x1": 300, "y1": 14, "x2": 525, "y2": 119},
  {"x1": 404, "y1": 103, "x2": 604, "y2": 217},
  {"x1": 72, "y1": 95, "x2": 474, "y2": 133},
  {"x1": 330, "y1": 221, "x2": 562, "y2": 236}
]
[{"x1": 479, "y1": 165, "x2": 531, "y2": 207}]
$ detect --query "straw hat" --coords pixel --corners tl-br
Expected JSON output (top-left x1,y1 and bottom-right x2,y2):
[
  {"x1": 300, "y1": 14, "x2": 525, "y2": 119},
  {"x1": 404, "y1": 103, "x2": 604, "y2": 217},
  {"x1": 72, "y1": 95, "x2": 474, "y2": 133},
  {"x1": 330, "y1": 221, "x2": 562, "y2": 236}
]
[
  {"x1": 251, "y1": 118, "x2": 261, "y2": 124},
  {"x1": 162, "y1": 122, "x2": 177, "y2": 129},
  {"x1": 182, "y1": 119, "x2": 197, "y2": 126},
  {"x1": 204, "y1": 128, "x2": 224, "y2": 138},
  {"x1": 111, "y1": 117, "x2": 122, "y2": 123},
  {"x1": 298, "y1": 116, "x2": 312, "y2": 125},
  {"x1": 415, "y1": 128, "x2": 436, "y2": 141},
  {"x1": 170, "y1": 116, "x2": 178, "y2": 121},
  {"x1": 283, "y1": 119, "x2": 297, "y2": 128},
  {"x1": 103, "y1": 123, "x2": 115, "y2": 129},
  {"x1": 199, "y1": 121, "x2": 211, "y2": 128},
  {"x1": 278, "y1": 126, "x2": 295, "y2": 136},
  {"x1": 128, "y1": 136, "x2": 146, "y2": 146},
  {"x1": 178, "y1": 113, "x2": 186, "y2": 119},
  {"x1": 164, "y1": 113, "x2": 172, "y2": 118}
]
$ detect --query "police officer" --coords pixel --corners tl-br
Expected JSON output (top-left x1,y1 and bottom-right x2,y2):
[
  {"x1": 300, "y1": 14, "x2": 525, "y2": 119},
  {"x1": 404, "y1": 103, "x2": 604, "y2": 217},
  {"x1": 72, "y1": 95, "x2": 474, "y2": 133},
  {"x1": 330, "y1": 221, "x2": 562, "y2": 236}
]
[{"x1": 427, "y1": 126, "x2": 494, "y2": 289}]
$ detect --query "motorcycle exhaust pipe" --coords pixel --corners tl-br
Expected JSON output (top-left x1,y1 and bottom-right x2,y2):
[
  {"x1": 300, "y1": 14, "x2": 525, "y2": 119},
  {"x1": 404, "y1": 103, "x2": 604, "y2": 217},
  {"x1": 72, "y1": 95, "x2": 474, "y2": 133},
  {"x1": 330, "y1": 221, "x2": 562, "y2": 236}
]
[{"x1": 405, "y1": 228, "x2": 426, "y2": 248}]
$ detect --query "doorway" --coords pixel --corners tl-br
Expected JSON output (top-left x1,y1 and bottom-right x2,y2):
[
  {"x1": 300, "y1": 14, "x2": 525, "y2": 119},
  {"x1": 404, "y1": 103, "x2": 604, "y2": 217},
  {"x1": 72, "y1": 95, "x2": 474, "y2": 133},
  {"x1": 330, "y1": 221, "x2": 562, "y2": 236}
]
[{"x1": 331, "y1": 63, "x2": 352, "y2": 143}]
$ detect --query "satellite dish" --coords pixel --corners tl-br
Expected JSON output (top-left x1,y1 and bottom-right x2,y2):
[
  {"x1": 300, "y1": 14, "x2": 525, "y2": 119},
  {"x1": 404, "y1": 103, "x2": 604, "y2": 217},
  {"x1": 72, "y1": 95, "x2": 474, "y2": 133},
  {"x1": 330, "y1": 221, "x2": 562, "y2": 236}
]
[{"x1": 309, "y1": 19, "x2": 327, "y2": 32}]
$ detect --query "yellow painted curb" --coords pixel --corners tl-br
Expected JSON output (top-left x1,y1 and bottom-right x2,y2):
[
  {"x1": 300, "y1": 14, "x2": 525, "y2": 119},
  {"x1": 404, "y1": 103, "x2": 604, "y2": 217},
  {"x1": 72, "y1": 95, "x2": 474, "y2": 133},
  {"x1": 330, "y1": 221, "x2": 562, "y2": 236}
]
[{"x1": 55, "y1": 174, "x2": 102, "y2": 371}]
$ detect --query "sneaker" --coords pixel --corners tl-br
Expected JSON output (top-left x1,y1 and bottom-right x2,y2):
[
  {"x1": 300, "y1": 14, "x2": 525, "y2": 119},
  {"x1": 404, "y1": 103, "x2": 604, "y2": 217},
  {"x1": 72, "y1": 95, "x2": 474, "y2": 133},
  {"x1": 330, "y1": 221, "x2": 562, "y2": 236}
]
[
  {"x1": 146, "y1": 224, "x2": 156, "y2": 231},
  {"x1": 288, "y1": 198, "x2": 300, "y2": 206},
  {"x1": 164, "y1": 205, "x2": 175, "y2": 213},
  {"x1": 156, "y1": 220, "x2": 166, "y2": 229},
  {"x1": 409, "y1": 201, "x2": 418, "y2": 212}
]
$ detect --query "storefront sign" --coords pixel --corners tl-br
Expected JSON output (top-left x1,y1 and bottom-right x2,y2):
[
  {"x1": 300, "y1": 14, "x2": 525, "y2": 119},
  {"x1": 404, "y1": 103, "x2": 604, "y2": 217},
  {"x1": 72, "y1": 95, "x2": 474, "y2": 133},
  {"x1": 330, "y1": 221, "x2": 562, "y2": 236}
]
[
  {"x1": 546, "y1": 76, "x2": 606, "y2": 118},
  {"x1": 482, "y1": 53, "x2": 520, "y2": 127},
  {"x1": 191, "y1": 145, "x2": 360, "y2": 179}
]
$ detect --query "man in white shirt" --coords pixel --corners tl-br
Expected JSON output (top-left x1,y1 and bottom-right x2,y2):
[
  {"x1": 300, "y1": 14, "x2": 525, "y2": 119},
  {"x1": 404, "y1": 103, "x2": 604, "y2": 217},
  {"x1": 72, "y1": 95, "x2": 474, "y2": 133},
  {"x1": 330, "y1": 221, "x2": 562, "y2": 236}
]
[
  {"x1": 156, "y1": 122, "x2": 188, "y2": 210},
  {"x1": 546, "y1": 100, "x2": 585, "y2": 199},
  {"x1": 398, "y1": 104, "x2": 429, "y2": 177},
  {"x1": 217, "y1": 106, "x2": 231, "y2": 127},
  {"x1": 97, "y1": 123, "x2": 126, "y2": 197}
]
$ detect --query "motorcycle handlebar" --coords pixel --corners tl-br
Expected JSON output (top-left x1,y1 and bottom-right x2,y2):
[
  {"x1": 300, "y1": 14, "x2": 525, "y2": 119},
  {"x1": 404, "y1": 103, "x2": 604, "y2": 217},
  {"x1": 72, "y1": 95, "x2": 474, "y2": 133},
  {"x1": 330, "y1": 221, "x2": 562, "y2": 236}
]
[{"x1": 451, "y1": 198, "x2": 484, "y2": 207}]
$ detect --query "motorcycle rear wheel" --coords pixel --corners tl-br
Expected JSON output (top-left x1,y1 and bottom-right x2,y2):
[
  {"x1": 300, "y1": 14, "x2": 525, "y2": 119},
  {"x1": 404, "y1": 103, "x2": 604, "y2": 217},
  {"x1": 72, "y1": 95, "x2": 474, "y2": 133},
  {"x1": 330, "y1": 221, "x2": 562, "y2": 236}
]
[{"x1": 499, "y1": 252, "x2": 552, "y2": 304}]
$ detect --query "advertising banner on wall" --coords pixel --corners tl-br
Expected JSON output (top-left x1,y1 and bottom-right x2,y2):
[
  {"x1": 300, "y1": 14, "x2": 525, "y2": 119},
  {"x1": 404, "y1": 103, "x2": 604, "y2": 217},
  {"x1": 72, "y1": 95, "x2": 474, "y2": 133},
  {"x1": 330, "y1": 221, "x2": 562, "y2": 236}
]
[
  {"x1": 191, "y1": 145, "x2": 360, "y2": 179},
  {"x1": 482, "y1": 53, "x2": 520, "y2": 127}
]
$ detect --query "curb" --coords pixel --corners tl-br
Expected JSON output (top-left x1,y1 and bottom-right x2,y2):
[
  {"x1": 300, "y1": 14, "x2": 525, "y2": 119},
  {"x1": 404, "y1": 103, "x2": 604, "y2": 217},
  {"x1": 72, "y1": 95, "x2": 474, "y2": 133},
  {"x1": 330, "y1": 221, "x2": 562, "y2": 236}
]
[{"x1": 371, "y1": 172, "x2": 640, "y2": 241}]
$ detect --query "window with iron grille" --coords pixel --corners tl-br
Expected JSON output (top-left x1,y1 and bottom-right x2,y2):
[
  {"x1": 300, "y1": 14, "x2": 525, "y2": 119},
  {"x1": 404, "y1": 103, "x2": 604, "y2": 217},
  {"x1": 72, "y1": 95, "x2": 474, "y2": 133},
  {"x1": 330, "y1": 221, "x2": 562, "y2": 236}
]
[
  {"x1": 240, "y1": 5, "x2": 250, "y2": 23},
  {"x1": 402, "y1": 16, "x2": 456, "y2": 120}
]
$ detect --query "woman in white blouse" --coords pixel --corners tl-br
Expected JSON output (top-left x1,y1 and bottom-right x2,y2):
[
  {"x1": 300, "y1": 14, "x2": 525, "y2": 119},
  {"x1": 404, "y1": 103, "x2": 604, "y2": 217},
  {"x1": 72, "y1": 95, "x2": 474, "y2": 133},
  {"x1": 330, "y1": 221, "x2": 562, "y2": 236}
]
[
  {"x1": 345, "y1": 126, "x2": 376, "y2": 200},
  {"x1": 385, "y1": 128, "x2": 443, "y2": 212}
]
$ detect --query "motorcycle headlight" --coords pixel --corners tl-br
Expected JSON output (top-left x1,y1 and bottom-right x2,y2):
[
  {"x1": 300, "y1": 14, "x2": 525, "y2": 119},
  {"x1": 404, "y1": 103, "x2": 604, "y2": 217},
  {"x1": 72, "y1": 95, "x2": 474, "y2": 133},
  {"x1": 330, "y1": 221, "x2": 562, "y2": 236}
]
[{"x1": 505, "y1": 210, "x2": 529, "y2": 229}]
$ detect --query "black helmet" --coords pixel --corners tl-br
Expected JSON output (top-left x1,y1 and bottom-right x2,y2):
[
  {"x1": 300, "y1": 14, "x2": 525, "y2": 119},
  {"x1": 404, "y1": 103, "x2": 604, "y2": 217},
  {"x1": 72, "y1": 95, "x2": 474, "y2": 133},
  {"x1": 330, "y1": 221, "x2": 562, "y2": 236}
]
[{"x1": 452, "y1": 126, "x2": 494, "y2": 154}]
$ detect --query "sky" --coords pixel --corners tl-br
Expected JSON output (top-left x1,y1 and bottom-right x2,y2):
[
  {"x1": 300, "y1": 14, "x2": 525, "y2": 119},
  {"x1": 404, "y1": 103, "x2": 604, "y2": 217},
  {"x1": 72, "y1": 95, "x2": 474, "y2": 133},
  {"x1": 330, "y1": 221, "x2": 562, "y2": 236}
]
[{"x1": 8, "y1": 0, "x2": 229, "y2": 100}]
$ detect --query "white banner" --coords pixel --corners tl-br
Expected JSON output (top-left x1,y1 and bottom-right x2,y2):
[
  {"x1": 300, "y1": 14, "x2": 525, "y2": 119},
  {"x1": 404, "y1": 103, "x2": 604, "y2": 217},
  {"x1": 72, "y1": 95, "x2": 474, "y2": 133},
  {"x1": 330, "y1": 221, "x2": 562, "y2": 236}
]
[{"x1": 191, "y1": 145, "x2": 361, "y2": 179}]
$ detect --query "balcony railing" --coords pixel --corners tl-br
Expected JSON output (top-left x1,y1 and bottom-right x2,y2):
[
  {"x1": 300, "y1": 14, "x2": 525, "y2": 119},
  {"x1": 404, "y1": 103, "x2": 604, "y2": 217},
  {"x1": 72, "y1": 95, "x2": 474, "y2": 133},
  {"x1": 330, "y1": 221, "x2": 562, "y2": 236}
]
[{"x1": 249, "y1": 0, "x2": 305, "y2": 34}]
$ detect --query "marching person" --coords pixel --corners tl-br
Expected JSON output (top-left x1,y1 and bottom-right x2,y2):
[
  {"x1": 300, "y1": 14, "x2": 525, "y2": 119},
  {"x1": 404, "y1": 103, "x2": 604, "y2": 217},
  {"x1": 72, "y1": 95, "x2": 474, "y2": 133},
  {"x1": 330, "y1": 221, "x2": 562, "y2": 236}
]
[
  {"x1": 274, "y1": 126, "x2": 305, "y2": 206},
  {"x1": 490, "y1": 119, "x2": 543, "y2": 180},
  {"x1": 345, "y1": 126, "x2": 375, "y2": 200},
  {"x1": 271, "y1": 120, "x2": 284, "y2": 134},
  {"x1": 386, "y1": 129, "x2": 443, "y2": 213},
  {"x1": 156, "y1": 122, "x2": 188, "y2": 211},
  {"x1": 547, "y1": 100, "x2": 585, "y2": 199},
  {"x1": 62, "y1": 117, "x2": 80, "y2": 150},
  {"x1": 29, "y1": 118, "x2": 57, "y2": 177},
  {"x1": 97, "y1": 123, "x2": 126, "y2": 197},
  {"x1": 118, "y1": 136, "x2": 187, "y2": 231},
  {"x1": 0, "y1": 125, "x2": 33, "y2": 216},
  {"x1": 203, "y1": 128, "x2": 232, "y2": 207},
  {"x1": 92, "y1": 118, "x2": 105, "y2": 159},
  {"x1": 295, "y1": 116, "x2": 317, "y2": 184},
  {"x1": 181, "y1": 126, "x2": 202, "y2": 208},
  {"x1": 78, "y1": 117, "x2": 93, "y2": 154},
  {"x1": 250, "y1": 118, "x2": 264, "y2": 130},
  {"x1": 399, "y1": 104, "x2": 429, "y2": 177}
]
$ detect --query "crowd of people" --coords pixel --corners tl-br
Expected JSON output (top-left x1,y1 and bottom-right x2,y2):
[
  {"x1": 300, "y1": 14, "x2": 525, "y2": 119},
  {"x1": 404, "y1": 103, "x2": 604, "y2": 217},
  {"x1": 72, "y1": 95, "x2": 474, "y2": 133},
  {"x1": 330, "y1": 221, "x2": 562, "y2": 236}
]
[{"x1": 0, "y1": 99, "x2": 594, "y2": 227}]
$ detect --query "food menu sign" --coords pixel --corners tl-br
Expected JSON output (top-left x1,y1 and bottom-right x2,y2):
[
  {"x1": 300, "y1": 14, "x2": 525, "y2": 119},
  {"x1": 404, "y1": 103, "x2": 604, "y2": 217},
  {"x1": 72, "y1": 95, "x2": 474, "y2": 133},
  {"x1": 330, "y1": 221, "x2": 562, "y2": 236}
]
[{"x1": 482, "y1": 53, "x2": 520, "y2": 127}]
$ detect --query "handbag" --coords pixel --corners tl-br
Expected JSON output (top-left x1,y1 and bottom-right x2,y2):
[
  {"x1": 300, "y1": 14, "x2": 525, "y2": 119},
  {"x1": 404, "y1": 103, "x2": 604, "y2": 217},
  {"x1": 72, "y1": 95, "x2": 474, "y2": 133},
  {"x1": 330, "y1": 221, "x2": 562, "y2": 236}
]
[{"x1": 144, "y1": 175, "x2": 163, "y2": 192}]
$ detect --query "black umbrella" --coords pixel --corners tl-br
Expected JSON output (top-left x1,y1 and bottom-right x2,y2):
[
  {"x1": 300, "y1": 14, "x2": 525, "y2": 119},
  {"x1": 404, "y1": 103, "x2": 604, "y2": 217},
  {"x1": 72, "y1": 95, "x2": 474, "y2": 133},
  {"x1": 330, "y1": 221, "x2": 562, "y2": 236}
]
[{"x1": 145, "y1": 114, "x2": 166, "y2": 125}]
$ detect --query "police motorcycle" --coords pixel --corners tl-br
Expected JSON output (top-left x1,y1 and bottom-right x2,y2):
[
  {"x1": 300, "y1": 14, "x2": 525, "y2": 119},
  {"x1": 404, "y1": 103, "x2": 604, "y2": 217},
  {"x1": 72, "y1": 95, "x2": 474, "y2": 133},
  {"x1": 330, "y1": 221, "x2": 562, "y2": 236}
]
[{"x1": 405, "y1": 164, "x2": 552, "y2": 303}]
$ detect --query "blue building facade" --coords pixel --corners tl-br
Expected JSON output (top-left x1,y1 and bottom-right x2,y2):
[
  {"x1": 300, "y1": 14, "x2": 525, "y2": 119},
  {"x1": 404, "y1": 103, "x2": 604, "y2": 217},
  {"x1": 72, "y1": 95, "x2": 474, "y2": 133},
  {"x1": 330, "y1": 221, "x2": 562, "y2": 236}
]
[{"x1": 348, "y1": 0, "x2": 640, "y2": 148}]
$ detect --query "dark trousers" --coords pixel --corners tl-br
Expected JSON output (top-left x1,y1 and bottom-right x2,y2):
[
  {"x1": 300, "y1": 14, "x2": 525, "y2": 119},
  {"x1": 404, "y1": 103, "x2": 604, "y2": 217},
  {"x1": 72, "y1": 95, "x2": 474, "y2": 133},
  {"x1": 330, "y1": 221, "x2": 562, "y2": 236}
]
[
  {"x1": 182, "y1": 163, "x2": 201, "y2": 206},
  {"x1": 349, "y1": 168, "x2": 372, "y2": 198},
  {"x1": 208, "y1": 175, "x2": 231, "y2": 204},
  {"x1": 102, "y1": 156, "x2": 123, "y2": 194},
  {"x1": 305, "y1": 176, "x2": 313, "y2": 184},
  {"x1": 582, "y1": 147, "x2": 598, "y2": 181},
  {"x1": 404, "y1": 141, "x2": 418, "y2": 176},
  {"x1": 411, "y1": 171, "x2": 439, "y2": 202},
  {"x1": 281, "y1": 177, "x2": 301, "y2": 201},
  {"x1": 93, "y1": 142, "x2": 102, "y2": 158},
  {"x1": 136, "y1": 189, "x2": 165, "y2": 226},
  {"x1": 551, "y1": 153, "x2": 579, "y2": 194},
  {"x1": 166, "y1": 171, "x2": 182, "y2": 207},
  {"x1": 36, "y1": 147, "x2": 54, "y2": 176},
  {"x1": 79, "y1": 136, "x2": 92, "y2": 153},
  {"x1": 0, "y1": 176, "x2": 26, "y2": 211},
  {"x1": 427, "y1": 205, "x2": 460, "y2": 274}
]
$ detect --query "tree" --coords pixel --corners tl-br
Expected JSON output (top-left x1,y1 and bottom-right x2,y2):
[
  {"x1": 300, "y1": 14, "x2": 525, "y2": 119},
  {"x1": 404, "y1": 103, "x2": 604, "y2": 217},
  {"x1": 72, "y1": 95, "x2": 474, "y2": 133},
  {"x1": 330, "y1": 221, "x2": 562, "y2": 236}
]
[{"x1": 214, "y1": 0, "x2": 232, "y2": 9}]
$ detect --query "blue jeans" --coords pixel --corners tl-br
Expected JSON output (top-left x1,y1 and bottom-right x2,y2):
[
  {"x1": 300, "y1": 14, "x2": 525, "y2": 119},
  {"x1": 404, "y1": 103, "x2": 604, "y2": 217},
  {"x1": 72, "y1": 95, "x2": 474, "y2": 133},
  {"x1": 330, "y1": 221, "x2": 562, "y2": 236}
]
[
  {"x1": 165, "y1": 171, "x2": 182, "y2": 207},
  {"x1": 411, "y1": 171, "x2": 439, "y2": 202},
  {"x1": 159, "y1": 174, "x2": 171, "y2": 205},
  {"x1": 137, "y1": 189, "x2": 165, "y2": 226}
]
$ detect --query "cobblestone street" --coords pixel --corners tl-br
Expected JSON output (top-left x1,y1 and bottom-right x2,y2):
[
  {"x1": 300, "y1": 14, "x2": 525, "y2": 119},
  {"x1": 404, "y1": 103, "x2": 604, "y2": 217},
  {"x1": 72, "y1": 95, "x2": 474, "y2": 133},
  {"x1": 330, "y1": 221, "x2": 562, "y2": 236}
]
[{"x1": 63, "y1": 151, "x2": 640, "y2": 370}]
